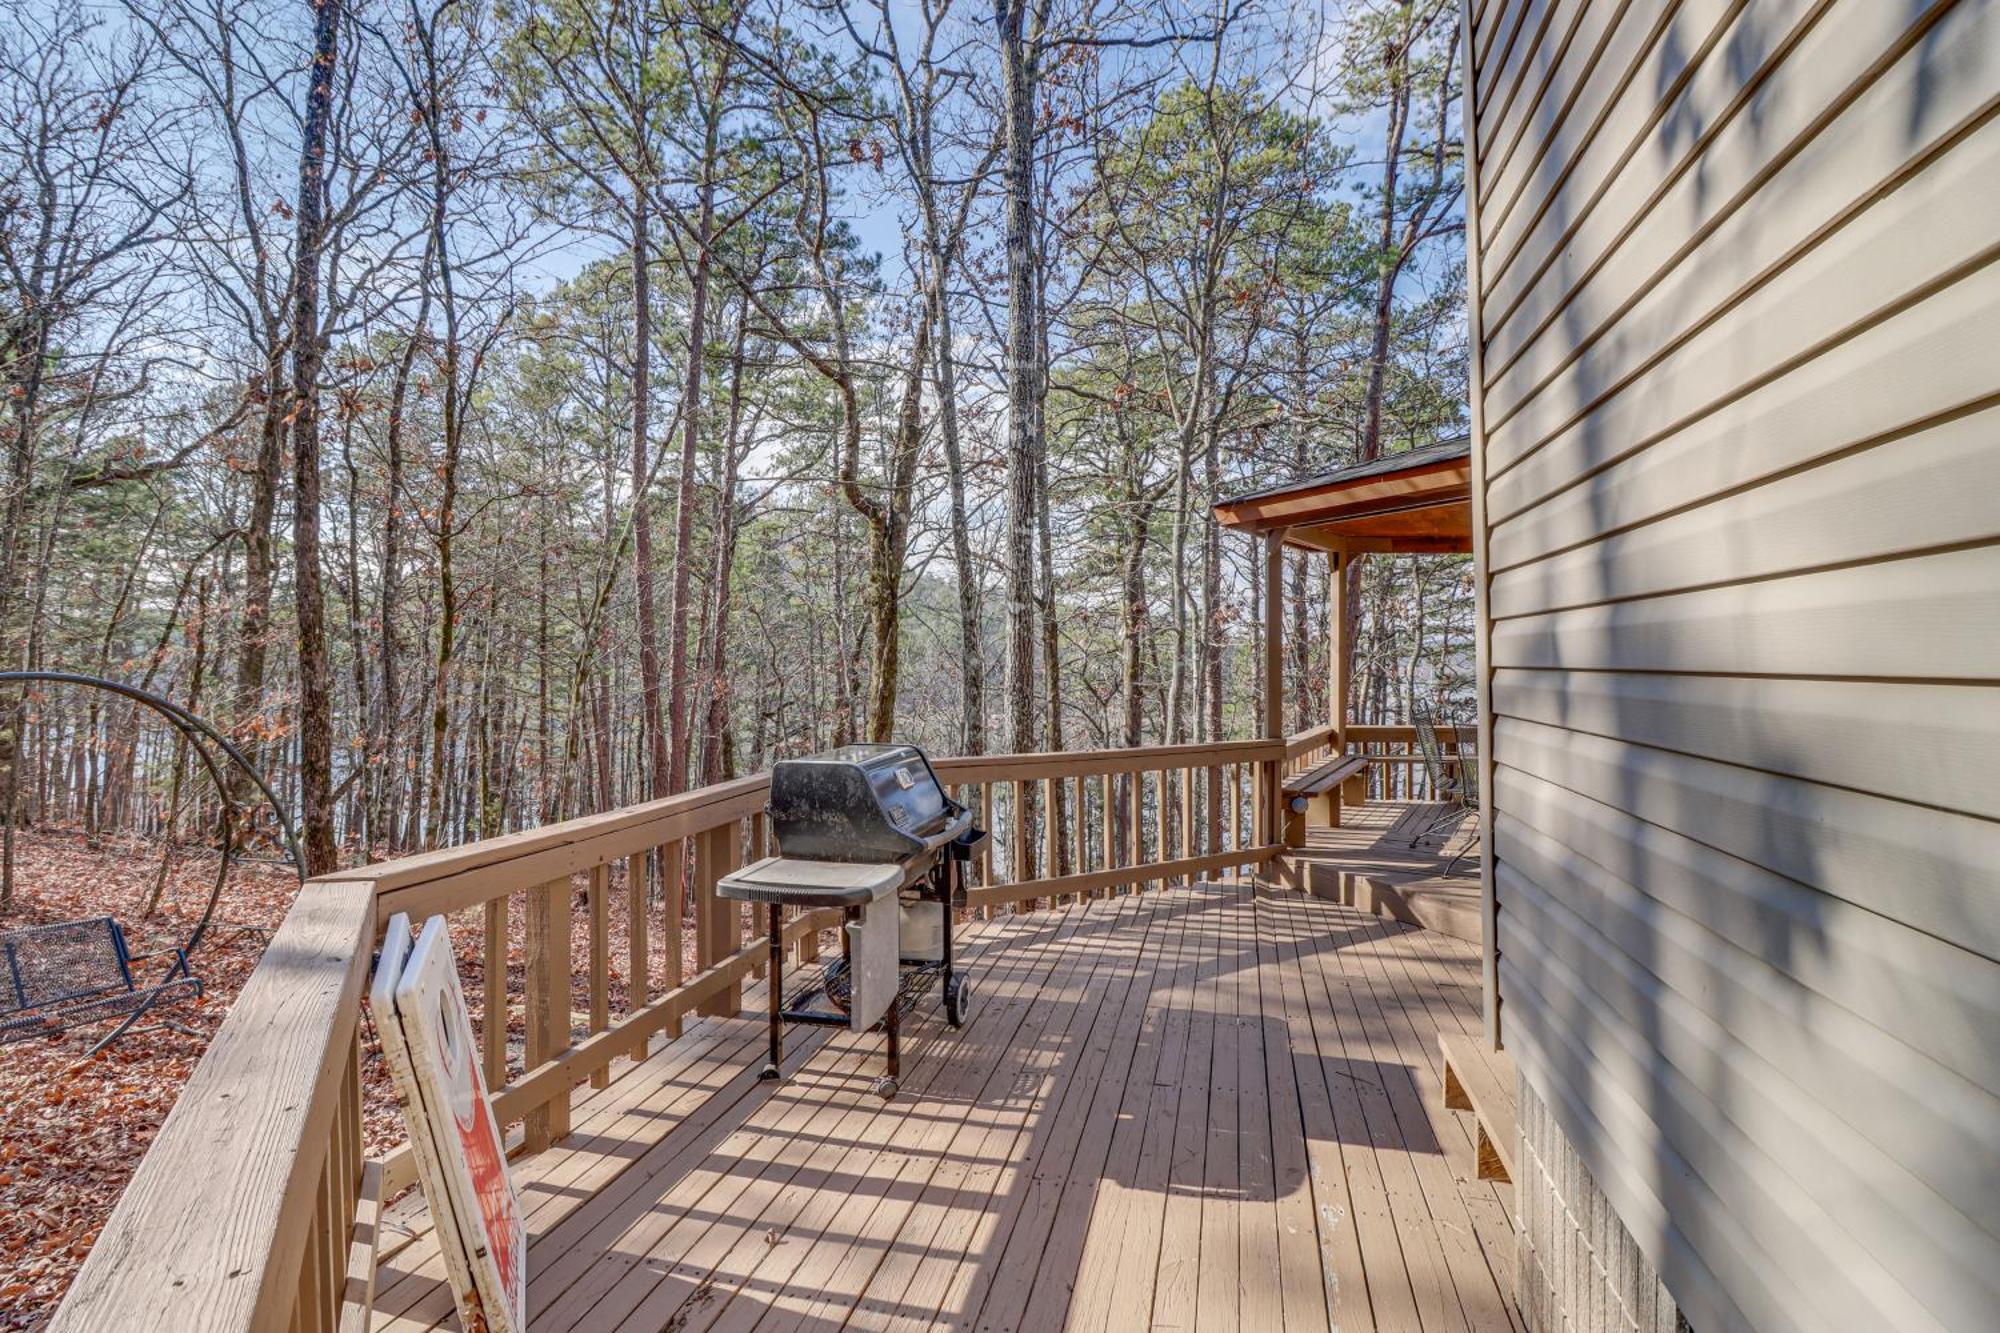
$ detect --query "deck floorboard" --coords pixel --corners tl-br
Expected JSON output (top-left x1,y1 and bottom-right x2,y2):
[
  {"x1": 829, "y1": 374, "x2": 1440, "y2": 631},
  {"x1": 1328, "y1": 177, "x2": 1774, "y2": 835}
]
[{"x1": 373, "y1": 811, "x2": 1514, "y2": 1333}]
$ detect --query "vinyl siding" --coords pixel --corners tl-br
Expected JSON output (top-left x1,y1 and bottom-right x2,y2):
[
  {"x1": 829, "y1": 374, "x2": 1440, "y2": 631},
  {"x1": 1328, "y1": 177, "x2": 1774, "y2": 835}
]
[{"x1": 1462, "y1": 1, "x2": 2000, "y2": 1330}]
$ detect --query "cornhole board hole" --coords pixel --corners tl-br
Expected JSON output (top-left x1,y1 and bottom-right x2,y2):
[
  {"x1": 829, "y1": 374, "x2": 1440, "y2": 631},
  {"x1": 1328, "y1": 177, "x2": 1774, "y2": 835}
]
[{"x1": 373, "y1": 912, "x2": 527, "y2": 1333}]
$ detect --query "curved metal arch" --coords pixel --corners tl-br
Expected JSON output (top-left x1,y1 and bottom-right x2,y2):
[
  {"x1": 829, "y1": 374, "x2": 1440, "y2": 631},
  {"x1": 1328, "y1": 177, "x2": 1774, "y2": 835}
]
[{"x1": 0, "y1": 671, "x2": 305, "y2": 1052}]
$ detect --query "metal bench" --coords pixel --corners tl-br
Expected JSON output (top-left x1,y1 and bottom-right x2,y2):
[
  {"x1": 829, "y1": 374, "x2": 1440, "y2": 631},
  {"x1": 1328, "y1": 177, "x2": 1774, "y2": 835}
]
[{"x1": 0, "y1": 916, "x2": 202, "y2": 1045}]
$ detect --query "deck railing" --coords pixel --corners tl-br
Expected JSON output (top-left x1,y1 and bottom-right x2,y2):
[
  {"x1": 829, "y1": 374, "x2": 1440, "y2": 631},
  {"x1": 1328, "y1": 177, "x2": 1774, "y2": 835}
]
[
  {"x1": 52, "y1": 737, "x2": 1287, "y2": 1332},
  {"x1": 1347, "y1": 724, "x2": 1467, "y2": 802},
  {"x1": 1275, "y1": 722, "x2": 1467, "y2": 803}
]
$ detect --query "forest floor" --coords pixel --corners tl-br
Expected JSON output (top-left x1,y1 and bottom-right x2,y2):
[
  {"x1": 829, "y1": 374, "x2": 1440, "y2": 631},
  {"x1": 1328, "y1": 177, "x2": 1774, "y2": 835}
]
[{"x1": 0, "y1": 827, "x2": 722, "y2": 1330}]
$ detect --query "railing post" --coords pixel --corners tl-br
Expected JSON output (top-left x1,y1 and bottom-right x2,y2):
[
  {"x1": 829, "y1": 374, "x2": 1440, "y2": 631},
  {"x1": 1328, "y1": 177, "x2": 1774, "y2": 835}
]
[
  {"x1": 695, "y1": 823, "x2": 740, "y2": 1017},
  {"x1": 1262, "y1": 529, "x2": 1286, "y2": 862},
  {"x1": 524, "y1": 874, "x2": 573, "y2": 1151}
]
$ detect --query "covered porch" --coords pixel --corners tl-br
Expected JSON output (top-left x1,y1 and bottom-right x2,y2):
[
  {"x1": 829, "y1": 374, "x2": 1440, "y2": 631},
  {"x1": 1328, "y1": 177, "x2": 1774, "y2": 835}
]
[{"x1": 1216, "y1": 439, "x2": 1486, "y2": 951}]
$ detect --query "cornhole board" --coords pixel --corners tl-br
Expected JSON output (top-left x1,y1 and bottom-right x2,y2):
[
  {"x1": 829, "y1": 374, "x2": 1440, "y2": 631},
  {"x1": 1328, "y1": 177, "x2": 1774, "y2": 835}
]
[{"x1": 372, "y1": 912, "x2": 526, "y2": 1332}]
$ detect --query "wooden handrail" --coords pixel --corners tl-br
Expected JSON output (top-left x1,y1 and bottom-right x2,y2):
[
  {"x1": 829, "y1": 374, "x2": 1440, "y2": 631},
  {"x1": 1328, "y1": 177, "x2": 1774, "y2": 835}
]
[
  {"x1": 53, "y1": 880, "x2": 376, "y2": 1333},
  {"x1": 54, "y1": 735, "x2": 1293, "y2": 1330},
  {"x1": 1283, "y1": 723, "x2": 1338, "y2": 759}
]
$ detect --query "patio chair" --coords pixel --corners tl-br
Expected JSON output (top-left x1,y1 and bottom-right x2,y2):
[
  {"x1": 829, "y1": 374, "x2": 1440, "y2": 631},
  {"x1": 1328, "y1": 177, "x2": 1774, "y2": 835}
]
[
  {"x1": 1409, "y1": 704, "x2": 1479, "y2": 867},
  {"x1": 0, "y1": 916, "x2": 203, "y2": 1045}
]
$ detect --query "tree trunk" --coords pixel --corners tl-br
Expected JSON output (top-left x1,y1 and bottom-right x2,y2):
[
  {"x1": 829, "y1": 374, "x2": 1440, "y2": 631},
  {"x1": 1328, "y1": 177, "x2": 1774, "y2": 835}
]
[
  {"x1": 996, "y1": 0, "x2": 1040, "y2": 758},
  {"x1": 931, "y1": 281, "x2": 983, "y2": 754},
  {"x1": 289, "y1": 0, "x2": 342, "y2": 876},
  {"x1": 666, "y1": 59, "x2": 729, "y2": 796},
  {"x1": 631, "y1": 196, "x2": 671, "y2": 803}
]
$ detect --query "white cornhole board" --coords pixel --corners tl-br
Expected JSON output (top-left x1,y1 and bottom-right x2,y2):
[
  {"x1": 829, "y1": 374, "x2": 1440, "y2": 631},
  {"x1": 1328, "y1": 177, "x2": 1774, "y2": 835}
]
[{"x1": 372, "y1": 912, "x2": 526, "y2": 1333}]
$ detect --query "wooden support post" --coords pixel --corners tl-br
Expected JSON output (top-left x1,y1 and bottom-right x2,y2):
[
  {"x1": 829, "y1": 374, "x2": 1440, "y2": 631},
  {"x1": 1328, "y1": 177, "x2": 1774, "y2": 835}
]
[
  {"x1": 1328, "y1": 546, "x2": 1350, "y2": 759},
  {"x1": 587, "y1": 863, "x2": 610, "y2": 1089},
  {"x1": 1260, "y1": 529, "x2": 1285, "y2": 853},
  {"x1": 481, "y1": 896, "x2": 507, "y2": 1089},
  {"x1": 694, "y1": 824, "x2": 740, "y2": 1017},
  {"x1": 524, "y1": 876, "x2": 572, "y2": 1151}
]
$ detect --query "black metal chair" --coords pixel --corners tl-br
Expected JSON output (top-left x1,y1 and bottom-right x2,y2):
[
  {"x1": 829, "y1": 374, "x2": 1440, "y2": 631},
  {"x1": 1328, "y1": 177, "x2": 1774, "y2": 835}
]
[
  {"x1": 1, "y1": 916, "x2": 203, "y2": 1045},
  {"x1": 1409, "y1": 704, "x2": 1479, "y2": 869},
  {"x1": 0, "y1": 672, "x2": 300, "y2": 1053}
]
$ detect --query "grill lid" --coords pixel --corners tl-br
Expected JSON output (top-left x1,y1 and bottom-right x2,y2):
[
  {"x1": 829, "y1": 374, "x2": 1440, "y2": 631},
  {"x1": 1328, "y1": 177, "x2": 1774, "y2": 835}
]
[{"x1": 766, "y1": 743, "x2": 962, "y2": 863}]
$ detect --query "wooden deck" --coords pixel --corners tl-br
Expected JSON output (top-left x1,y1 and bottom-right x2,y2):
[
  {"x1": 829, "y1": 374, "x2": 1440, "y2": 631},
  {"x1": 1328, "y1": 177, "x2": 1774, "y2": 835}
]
[
  {"x1": 369, "y1": 876, "x2": 1517, "y2": 1332},
  {"x1": 1296, "y1": 800, "x2": 1483, "y2": 944}
]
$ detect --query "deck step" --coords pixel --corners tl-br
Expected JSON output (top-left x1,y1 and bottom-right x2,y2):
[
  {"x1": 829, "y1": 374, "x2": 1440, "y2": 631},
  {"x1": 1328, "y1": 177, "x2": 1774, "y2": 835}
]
[{"x1": 1440, "y1": 1032, "x2": 1517, "y2": 1184}]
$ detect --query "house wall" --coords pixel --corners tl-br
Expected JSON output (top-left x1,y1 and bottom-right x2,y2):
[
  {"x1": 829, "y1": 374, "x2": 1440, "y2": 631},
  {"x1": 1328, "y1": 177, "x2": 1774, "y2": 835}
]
[{"x1": 1462, "y1": 1, "x2": 2000, "y2": 1330}]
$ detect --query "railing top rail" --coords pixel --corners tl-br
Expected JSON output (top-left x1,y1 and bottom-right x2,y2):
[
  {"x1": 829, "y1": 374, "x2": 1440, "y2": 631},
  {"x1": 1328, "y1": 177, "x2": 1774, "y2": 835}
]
[
  {"x1": 349, "y1": 772, "x2": 768, "y2": 893},
  {"x1": 56, "y1": 734, "x2": 1291, "y2": 1329},
  {"x1": 52, "y1": 880, "x2": 376, "y2": 1333},
  {"x1": 1283, "y1": 723, "x2": 1338, "y2": 759},
  {"x1": 1347, "y1": 723, "x2": 1463, "y2": 743},
  {"x1": 931, "y1": 737, "x2": 1279, "y2": 782}
]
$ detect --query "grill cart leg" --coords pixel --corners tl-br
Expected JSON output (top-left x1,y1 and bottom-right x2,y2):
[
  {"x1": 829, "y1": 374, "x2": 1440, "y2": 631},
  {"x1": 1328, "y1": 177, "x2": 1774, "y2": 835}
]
[
  {"x1": 761, "y1": 903, "x2": 784, "y2": 1080},
  {"x1": 941, "y1": 856, "x2": 972, "y2": 1028},
  {"x1": 872, "y1": 998, "x2": 900, "y2": 1099}
]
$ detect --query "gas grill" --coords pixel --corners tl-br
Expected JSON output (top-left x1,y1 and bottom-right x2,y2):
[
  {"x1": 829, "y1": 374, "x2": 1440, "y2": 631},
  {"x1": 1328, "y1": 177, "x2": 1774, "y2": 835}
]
[{"x1": 717, "y1": 744, "x2": 986, "y2": 1098}]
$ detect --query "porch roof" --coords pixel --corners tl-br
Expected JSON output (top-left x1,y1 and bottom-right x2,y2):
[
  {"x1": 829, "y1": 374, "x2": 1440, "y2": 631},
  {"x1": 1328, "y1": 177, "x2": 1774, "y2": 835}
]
[{"x1": 1213, "y1": 436, "x2": 1472, "y2": 554}]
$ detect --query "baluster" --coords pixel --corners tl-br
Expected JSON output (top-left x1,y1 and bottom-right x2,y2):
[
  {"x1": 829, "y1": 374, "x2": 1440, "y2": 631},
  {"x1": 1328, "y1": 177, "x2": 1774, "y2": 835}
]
[
  {"x1": 626, "y1": 848, "x2": 649, "y2": 1012},
  {"x1": 588, "y1": 862, "x2": 610, "y2": 1089},
  {"x1": 482, "y1": 895, "x2": 508, "y2": 1089},
  {"x1": 660, "y1": 840, "x2": 685, "y2": 1039},
  {"x1": 1072, "y1": 772, "x2": 1088, "y2": 896},
  {"x1": 1126, "y1": 769, "x2": 1142, "y2": 890},
  {"x1": 1104, "y1": 768, "x2": 1120, "y2": 892},
  {"x1": 1043, "y1": 775, "x2": 1060, "y2": 904},
  {"x1": 1168, "y1": 764, "x2": 1184, "y2": 876},
  {"x1": 1010, "y1": 779, "x2": 1030, "y2": 908},
  {"x1": 979, "y1": 782, "x2": 995, "y2": 918},
  {"x1": 1206, "y1": 765, "x2": 1221, "y2": 879},
  {"x1": 1225, "y1": 763, "x2": 1238, "y2": 864},
  {"x1": 1153, "y1": 768, "x2": 1169, "y2": 891}
]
